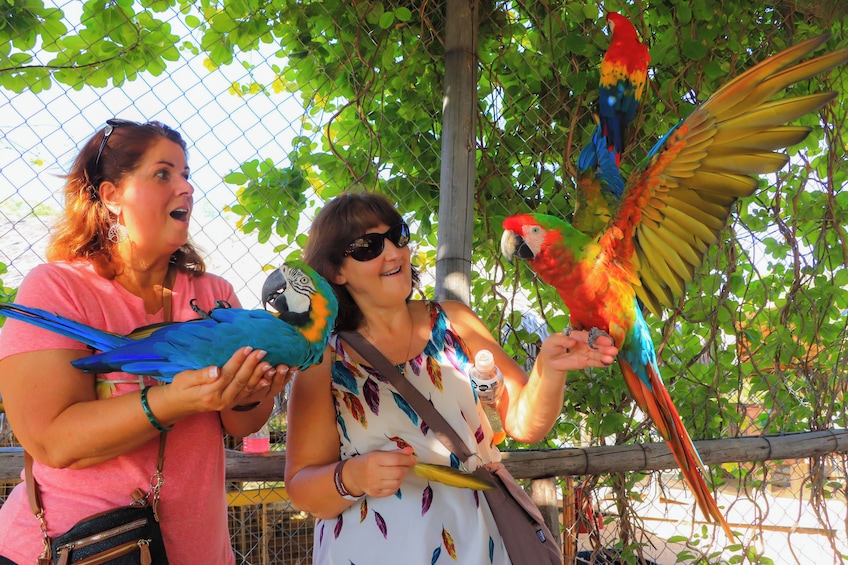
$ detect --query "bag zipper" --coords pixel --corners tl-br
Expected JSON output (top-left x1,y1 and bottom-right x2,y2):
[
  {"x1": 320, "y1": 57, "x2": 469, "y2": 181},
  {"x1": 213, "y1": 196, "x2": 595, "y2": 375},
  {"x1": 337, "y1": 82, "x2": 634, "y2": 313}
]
[
  {"x1": 56, "y1": 539, "x2": 152, "y2": 565},
  {"x1": 53, "y1": 516, "x2": 148, "y2": 563}
]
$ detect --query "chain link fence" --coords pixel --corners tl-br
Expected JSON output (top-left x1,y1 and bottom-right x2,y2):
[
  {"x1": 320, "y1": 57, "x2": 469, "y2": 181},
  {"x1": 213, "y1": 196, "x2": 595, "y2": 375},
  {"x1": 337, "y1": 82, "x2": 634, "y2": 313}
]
[{"x1": 1, "y1": 1, "x2": 847, "y2": 563}]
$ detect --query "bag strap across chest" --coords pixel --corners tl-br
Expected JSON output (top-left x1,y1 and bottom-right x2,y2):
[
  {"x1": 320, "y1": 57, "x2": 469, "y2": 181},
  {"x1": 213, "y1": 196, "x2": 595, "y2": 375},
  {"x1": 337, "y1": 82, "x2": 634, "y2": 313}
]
[{"x1": 338, "y1": 330, "x2": 475, "y2": 463}]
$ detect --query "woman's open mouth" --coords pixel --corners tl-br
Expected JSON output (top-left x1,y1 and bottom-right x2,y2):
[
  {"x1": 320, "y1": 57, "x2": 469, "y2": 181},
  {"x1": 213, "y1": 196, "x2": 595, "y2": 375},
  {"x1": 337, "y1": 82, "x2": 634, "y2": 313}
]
[{"x1": 170, "y1": 208, "x2": 190, "y2": 222}]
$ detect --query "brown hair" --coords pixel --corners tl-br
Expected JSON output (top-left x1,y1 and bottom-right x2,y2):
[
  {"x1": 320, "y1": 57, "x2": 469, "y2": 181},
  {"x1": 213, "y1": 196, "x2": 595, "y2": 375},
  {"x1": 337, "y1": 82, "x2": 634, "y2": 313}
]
[
  {"x1": 303, "y1": 191, "x2": 419, "y2": 331},
  {"x1": 46, "y1": 120, "x2": 205, "y2": 279}
]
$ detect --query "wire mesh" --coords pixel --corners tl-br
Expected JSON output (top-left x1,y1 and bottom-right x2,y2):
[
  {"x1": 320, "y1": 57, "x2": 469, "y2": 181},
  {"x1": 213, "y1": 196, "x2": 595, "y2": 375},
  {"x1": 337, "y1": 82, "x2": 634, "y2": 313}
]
[{"x1": 0, "y1": 1, "x2": 846, "y2": 563}]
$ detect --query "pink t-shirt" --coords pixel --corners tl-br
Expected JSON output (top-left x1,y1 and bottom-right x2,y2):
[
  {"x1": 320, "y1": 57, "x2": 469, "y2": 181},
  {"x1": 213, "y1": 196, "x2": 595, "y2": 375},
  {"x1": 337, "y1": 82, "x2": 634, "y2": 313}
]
[{"x1": 0, "y1": 261, "x2": 239, "y2": 564}]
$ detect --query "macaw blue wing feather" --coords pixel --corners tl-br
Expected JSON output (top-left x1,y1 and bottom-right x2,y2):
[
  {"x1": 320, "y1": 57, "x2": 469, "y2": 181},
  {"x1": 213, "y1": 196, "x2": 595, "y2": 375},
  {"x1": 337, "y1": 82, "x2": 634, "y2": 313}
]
[
  {"x1": 71, "y1": 310, "x2": 311, "y2": 380},
  {"x1": 577, "y1": 127, "x2": 626, "y2": 199}
]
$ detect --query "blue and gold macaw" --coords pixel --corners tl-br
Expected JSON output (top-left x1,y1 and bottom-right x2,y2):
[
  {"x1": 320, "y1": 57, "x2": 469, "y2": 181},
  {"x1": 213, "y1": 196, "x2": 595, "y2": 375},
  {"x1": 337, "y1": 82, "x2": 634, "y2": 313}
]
[
  {"x1": 503, "y1": 34, "x2": 848, "y2": 539},
  {"x1": 0, "y1": 260, "x2": 337, "y2": 381}
]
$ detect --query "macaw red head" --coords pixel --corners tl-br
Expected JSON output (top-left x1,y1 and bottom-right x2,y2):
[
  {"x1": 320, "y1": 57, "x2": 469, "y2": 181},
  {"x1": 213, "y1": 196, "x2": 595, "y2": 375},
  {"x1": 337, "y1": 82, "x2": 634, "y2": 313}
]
[
  {"x1": 604, "y1": 13, "x2": 650, "y2": 71},
  {"x1": 502, "y1": 214, "x2": 543, "y2": 261},
  {"x1": 501, "y1": 213, "x2": 573, "y2": 263},
  {"x1": 606, "y1": 12, "x2": 638, "y2": 42}
]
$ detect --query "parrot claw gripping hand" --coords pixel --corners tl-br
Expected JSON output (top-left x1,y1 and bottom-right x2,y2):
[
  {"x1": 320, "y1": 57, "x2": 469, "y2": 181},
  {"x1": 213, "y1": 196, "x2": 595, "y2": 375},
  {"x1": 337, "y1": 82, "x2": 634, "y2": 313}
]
[
  {"x1": 502, "y1": 31, "x2": 847, "y2": 541},
  {"x1": 587, "y1": 327, "x2": 613, "y2": 350},
  {"x1": 0, "y1": 260, "x2": 338, "y2": 382}
]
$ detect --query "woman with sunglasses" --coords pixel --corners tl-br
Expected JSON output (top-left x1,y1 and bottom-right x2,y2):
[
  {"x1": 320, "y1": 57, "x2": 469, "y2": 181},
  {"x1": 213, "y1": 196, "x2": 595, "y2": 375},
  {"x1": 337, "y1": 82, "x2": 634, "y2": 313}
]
[
  {"x1": 0, "y1": 120, "x2": 292, "y2": 564},
  {"x1": 284, "y1": 192, "x2": 618, "y2": 564}
]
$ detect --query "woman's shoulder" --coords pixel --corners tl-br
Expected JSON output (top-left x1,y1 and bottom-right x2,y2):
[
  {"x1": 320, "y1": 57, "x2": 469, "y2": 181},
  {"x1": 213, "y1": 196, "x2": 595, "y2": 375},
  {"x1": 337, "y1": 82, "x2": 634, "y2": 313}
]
[
  {"x1": 20, "y1": 261, "x2": 107, "y2": 298},
  {"x1": 25, "y1": 260, "x2": 96, "y2": 281},
  {"x1": 429, "y1": 300, "x2": 490, "y2": 342},
  {"x1": 186, "y1": 270, "x2": 231, "y2": 287},
  {"x1": 183, "y1": 271, "x2": 235, "y2": 292},
  {"x1": 432, "y1": 299, "x2": 474, "y2": 319}
]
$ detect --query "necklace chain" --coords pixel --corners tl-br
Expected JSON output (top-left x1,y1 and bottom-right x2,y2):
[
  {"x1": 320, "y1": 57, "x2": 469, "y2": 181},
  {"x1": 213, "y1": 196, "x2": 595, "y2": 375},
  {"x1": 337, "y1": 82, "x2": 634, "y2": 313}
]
[{"x1": 362, "y1": 310, "x2": 415, "y2": 368}]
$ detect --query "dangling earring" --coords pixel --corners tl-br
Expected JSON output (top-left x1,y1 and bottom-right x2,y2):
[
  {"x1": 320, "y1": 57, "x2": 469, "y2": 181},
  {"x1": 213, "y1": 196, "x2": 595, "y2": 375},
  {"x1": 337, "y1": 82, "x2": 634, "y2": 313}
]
[{"x1": 108, "y1": 220, "x2": 128, "y2": 244}]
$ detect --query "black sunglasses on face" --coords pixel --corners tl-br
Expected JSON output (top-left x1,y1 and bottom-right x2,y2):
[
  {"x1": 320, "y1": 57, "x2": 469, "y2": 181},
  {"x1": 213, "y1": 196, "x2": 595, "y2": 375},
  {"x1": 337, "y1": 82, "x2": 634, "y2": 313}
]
[
  {"x1": 344, "y1": 222, "x2": 411, "y2": 262},
  {"x1": 93, "y1": 119, "x2": 143, "y2": 171}
]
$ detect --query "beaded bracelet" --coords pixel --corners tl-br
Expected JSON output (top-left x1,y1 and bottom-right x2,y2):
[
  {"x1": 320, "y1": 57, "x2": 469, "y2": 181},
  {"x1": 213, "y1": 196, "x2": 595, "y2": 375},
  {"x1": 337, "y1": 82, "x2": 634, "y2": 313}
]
[
  {"x1": 140, "y1": 387, "x2": 173, "y2": 433},
  {"x1": 333, "y1": 459, "x2": 363, "y2": 501}
]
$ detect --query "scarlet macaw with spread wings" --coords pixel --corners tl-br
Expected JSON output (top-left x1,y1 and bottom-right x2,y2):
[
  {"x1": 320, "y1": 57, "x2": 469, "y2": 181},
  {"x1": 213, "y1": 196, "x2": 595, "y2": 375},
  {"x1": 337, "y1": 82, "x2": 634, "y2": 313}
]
[{"x1": 502, "y1": 31, "x2": 847, "y2": 539}]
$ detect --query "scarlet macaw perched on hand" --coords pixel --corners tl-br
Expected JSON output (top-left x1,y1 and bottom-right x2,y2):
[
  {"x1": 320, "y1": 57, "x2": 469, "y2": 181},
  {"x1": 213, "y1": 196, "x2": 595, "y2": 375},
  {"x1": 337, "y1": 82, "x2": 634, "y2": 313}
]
[
  {"x1": 575, "y1": 12, "x2": 650, "y2": 236},
  {"x1": 502, "y1": 34, "x2": 848, "y2": 540},
  {"x1": 0, "y1": 261, "x2": 337, "y2": 381}
]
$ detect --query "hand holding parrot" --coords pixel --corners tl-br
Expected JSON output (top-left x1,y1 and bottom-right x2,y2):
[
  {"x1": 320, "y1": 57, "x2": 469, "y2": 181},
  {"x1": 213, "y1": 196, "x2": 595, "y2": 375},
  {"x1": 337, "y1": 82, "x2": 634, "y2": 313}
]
[{"x1": 539, "y1": 328, "x2": 618, "y2": 375}]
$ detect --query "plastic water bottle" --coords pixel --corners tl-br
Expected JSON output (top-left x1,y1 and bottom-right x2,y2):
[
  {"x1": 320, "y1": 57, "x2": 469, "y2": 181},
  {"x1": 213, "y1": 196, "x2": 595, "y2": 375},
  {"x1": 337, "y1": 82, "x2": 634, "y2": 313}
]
[
  {"x1": 469, "y1": 349, "x2": 506, "y2": 445},
  {"x1": 243, "y1": 421, "x2": 271, "y2": 454}
]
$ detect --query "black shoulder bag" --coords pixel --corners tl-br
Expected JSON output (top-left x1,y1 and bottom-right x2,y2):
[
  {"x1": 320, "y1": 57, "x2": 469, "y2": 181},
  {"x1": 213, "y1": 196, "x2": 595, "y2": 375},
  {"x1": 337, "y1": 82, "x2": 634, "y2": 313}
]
[{"x1": 339, "y1": 330, "x2": 563, "y2": 565}]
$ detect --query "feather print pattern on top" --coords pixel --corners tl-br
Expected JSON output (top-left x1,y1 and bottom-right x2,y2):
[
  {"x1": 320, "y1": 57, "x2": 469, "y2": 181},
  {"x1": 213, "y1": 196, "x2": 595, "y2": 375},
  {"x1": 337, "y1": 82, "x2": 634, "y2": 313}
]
[{"x1": 316, "y1": 302, "x2": 509, "y2": 564}]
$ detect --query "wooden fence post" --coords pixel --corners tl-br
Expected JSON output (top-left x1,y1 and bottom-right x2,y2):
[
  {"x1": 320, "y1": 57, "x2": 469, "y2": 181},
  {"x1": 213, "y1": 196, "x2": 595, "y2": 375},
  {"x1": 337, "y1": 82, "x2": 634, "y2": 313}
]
[{"x1": 531, "y1": 477, "x2": 561, "y2": 551}]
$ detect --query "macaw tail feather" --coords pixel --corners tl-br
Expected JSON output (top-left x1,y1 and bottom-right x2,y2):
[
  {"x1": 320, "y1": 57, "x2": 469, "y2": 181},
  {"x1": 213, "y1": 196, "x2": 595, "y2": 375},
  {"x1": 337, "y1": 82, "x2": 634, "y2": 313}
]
[
  {"x1": 577, "y1": 126, "x2": 626, "y2": 198},
  {"x1": 0, "y1": 303, "x2": 128, "y2": 353},
  {"x1": 413, "y1": 463, "x2": 494, "y2": 491},
  {"x1": 620, "y1": 360, "x2": 735, "y2": 540}
]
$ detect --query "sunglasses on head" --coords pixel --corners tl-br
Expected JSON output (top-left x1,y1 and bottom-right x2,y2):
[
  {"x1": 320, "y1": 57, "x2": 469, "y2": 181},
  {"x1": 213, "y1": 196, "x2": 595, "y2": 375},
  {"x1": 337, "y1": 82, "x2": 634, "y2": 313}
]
[
  {"x1": 93, "y1": 119, "x2": 144, "y2": 171},
  {"x1": 344, "y1": 222, "x2": 411, "y2": 262}
]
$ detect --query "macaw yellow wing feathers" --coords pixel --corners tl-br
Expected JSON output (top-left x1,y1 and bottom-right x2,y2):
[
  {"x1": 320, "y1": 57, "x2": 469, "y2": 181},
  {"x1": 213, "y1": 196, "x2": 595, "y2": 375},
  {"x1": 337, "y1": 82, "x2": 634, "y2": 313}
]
[
  {"x1": 606, "y1": 36, "x2": 848, "y2": 317},
  {"x1": 712, "y1": 126, "x2": 812, "y2": 149},
  {"x1": 705, "y1": 34, "x2": 833, "y2": 117},
  {"x1": 413, "y1": 463, "x2": 494, "y2": 491}
]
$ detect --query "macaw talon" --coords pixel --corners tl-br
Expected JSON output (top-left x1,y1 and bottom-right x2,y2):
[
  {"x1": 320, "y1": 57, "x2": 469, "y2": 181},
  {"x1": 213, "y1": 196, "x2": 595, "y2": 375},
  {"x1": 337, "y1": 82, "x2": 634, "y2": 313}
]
[
  {"x1": 561, "y1": 326, "x2": 574, "y2": 337},
  {"x1": 588, "y1": 327, "x2": 614, "y2": 349},
  {"x1": 190, "y1": 298, "x2": 212, "y2": 319},
  {"x1": 213, "y1": 300, "x2": 232, "y2": 310}
]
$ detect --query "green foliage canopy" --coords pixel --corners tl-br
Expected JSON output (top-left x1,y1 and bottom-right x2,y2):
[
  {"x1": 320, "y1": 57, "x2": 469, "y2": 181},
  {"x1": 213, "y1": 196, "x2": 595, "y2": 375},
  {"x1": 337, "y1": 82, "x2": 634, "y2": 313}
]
[{"x1": 2, "y1": 0, "x2": 847, "y2": 450}]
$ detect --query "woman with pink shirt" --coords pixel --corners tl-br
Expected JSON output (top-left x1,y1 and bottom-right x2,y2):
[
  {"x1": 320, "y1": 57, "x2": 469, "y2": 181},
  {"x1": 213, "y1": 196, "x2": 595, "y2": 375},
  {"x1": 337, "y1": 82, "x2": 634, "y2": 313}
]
[{"x1": 0, "y1": 120, "x2": 292, "y2": 563}]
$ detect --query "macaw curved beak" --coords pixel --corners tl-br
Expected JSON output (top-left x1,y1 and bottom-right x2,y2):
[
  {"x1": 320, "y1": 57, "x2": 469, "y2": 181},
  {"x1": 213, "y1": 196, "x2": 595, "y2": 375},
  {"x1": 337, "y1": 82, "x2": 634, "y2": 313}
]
[
  {"x1": 500, "y1": 230, "x2": 535, "y2": 261},
  {"x1": 261, "y1": 266, "x2": 288, "y2": 313}
]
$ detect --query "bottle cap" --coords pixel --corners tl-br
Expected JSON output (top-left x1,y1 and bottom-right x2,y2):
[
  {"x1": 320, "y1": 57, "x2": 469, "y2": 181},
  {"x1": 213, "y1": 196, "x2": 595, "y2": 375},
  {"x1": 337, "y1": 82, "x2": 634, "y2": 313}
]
[{"x1": 474, "y1": 349, "x2": 495, "y2": 373}]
